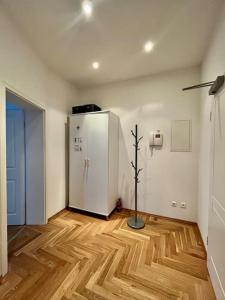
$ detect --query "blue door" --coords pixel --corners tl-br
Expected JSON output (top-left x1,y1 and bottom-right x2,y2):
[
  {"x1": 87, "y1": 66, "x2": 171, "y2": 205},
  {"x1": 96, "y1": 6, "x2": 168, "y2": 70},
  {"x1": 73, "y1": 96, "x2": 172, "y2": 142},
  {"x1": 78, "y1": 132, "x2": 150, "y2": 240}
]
[{"x1": 6, "y1": 109, "x2": 25, "y2": 225}]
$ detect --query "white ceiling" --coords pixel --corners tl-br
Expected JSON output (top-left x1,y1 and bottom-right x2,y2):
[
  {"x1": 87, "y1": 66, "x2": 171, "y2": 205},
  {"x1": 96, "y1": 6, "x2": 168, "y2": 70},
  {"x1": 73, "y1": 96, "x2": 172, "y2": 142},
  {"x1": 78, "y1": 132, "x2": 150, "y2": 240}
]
[{"x1": 2, "y1": 0, "x2": 223, "y2": 88}]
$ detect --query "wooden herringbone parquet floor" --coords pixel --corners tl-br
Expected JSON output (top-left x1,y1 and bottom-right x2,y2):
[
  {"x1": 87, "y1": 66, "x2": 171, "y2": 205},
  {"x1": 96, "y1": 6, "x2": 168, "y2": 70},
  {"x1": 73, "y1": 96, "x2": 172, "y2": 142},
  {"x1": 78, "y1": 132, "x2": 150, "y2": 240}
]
[{"x1": 0, "y1": 209, "x2": 215, "y2": 300}]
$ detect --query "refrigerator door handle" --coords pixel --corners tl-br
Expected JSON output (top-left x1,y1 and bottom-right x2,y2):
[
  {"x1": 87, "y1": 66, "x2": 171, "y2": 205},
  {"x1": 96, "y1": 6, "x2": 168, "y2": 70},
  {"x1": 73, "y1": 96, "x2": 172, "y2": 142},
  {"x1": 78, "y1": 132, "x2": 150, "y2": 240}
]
[
  {"x1": 83, "y1": 158, "x2": 87, "y2": 179},
  {"x1": 86, "y1": 158, "x2": 90, "y2": 183}
]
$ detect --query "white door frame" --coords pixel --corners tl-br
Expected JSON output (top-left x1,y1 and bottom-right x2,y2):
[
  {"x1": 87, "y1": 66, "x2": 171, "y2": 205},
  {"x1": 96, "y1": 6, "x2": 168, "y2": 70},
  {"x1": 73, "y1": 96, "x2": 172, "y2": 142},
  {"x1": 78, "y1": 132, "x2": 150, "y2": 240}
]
[{"x1": 0, "y1": 82, "x2": 46, "y2": 276}]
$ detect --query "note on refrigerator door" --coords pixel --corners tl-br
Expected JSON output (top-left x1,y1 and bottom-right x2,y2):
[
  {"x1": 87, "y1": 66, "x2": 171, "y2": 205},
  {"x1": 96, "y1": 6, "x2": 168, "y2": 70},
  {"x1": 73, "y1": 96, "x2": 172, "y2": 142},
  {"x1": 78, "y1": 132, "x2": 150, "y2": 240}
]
[{"x1": 74, "y1": 145, "x2": 80, "y2": 152}]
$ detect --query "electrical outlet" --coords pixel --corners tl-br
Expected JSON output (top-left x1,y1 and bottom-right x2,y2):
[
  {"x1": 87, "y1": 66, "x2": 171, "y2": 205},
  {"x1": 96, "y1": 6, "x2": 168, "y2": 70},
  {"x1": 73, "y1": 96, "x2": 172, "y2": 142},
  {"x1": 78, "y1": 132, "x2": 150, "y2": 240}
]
[
  {"x1": 171, "y1": 201, "x2": 177, "y2": 207},
  {"x1": 180, "y1": 202, "x2": 186, "y2": 208}
]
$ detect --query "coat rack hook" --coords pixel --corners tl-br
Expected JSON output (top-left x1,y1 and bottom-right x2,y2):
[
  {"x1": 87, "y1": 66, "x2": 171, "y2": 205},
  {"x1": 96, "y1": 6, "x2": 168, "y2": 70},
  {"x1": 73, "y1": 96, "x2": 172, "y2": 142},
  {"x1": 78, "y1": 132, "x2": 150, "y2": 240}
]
[
  {"x1": 138, "y1": 136, "x2": 143, "y2": 143},
  {"x1": 131, "y1": 130, "x2": 136, "y2": 137},
  {"x1": 131, "y1": 161, "x2": 135, "y2": 169}
]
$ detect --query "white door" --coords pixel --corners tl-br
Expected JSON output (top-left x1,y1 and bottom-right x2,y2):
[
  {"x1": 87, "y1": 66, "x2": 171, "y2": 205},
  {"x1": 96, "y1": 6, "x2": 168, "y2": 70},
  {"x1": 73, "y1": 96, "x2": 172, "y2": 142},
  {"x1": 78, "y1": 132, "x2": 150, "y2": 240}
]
[
  {"x1": 86, "y1": 113, "x2": 108, "y2": 215},
  {"x1": 6, "y1": 109, "x2": 25, "y2": 225},
  {"x1": 208, "y1": 88, "x2": 225, "y2": 299},
  {"x1": 69, "y1": 115, "x2": 88, "y2": 210}
]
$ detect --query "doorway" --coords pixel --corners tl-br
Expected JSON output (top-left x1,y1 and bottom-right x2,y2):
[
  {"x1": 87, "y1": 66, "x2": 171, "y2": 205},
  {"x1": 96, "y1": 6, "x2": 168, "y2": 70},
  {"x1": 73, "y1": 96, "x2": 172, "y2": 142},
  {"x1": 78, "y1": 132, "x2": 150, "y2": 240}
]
[{"x1": 0, "y1": 85, "x2": 46, "y2": 276}]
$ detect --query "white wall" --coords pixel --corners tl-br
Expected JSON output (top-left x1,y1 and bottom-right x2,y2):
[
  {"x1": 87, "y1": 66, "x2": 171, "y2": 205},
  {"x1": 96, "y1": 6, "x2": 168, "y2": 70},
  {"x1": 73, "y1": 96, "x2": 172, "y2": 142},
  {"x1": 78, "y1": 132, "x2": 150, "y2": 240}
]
[
  {"x1": 0, "y1": 4, "x2": 78, "y2": 219},
  {"x1": 25, "y1": 110, "x2": 45, "y2": 225},
  {"x1": 198, "y1": 2, "x2": 225, "y2": 246},
  {"x1": 78, "y1": 66, "x2": 201, "y2": 222}
]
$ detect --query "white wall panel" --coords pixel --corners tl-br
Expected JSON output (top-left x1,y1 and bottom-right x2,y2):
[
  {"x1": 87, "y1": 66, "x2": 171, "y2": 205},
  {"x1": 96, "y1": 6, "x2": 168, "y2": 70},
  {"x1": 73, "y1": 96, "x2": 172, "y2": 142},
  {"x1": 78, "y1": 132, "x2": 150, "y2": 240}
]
[{"x1": 171, "y1": 120, "x2": 191, "y2": 152}]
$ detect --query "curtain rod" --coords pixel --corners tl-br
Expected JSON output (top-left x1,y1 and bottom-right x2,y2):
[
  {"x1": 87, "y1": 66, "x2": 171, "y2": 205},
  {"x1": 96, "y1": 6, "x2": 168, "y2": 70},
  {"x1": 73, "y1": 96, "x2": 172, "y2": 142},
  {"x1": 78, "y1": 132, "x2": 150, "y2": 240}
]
[{"x1": 182, "y1": 75, "x2": 224, "y2": 95}]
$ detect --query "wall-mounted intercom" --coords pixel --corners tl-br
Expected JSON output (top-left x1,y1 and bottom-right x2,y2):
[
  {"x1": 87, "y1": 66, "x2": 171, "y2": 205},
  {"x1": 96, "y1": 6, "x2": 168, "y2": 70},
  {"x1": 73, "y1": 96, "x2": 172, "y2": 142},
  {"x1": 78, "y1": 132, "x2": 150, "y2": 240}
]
[{"x1": 149, "y1": 131, "x2": 163, "y2": 147}]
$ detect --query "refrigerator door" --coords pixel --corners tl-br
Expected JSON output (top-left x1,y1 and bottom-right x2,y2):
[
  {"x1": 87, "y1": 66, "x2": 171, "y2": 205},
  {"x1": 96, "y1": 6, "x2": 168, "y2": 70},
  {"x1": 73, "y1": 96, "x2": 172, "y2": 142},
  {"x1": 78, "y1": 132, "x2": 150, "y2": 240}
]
[
  {"x1": 85, "y1": 113, "x2": 109, "y2": 215},
  {"x1": 69, "y1": 114, "x2": 88, "y2": 209}
]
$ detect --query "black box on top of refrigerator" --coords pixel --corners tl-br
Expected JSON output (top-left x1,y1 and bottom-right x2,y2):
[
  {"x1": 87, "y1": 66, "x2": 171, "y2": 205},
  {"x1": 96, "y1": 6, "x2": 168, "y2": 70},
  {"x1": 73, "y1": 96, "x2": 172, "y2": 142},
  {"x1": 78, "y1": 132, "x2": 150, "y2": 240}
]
[{"x1": 72, "y1": 104, "x2": 101, "y2": 114}]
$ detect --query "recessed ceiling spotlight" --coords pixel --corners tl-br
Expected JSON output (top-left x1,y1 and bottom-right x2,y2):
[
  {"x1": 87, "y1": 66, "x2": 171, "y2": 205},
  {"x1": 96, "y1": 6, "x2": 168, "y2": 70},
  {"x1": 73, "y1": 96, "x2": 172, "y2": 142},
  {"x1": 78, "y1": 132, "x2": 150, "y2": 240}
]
[
  {"x1": 82, "y1": 0, "x2": 93, "y2": 18},
  {"x1": 92, "y1": 61, "x2": 99, "y2": 69},
  {"x1": 144, "y1": 41, "x2": 154, "y2": 53}
]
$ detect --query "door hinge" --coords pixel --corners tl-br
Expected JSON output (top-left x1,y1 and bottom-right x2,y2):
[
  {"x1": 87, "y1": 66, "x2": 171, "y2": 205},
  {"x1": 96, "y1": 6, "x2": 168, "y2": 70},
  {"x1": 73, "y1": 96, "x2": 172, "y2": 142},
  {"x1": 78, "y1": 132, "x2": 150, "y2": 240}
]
[
  {"x1": 210, "y1": 111, "x2": 212, "y2": 121},
  {"x1": 207, "y1": 236, "x2": 208, "y2": 245}
]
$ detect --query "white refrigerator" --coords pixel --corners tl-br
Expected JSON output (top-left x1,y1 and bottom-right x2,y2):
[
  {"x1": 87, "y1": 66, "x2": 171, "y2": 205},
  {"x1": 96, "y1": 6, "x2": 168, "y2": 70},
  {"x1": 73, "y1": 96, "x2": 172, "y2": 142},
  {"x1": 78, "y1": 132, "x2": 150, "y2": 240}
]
[{"x1": 69, "y1": 111, "x2": 119, "y2": 217}]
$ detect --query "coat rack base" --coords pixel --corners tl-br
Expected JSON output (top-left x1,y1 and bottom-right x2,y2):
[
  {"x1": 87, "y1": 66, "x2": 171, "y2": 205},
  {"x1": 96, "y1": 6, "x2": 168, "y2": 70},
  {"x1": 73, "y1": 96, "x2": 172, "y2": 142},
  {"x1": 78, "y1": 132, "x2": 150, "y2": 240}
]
[{"x1": 127, "y1": 216, "x2": 145, "y2": 229}]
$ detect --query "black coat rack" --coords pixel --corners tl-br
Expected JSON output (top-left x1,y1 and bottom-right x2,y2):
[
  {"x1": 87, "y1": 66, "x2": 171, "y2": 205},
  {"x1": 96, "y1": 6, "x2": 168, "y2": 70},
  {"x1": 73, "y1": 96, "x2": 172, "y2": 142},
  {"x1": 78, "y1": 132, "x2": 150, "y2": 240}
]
[{"x1": 127, "y1": 124, "x2": 145, "y2": 229}]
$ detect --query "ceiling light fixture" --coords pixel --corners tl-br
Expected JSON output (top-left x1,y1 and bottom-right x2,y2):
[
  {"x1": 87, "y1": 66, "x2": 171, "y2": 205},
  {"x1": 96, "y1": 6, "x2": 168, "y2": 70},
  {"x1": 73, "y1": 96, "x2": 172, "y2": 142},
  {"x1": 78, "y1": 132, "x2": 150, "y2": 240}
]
[
  {"x1": 82, "y1": 0, "x2": 93, "y2": 17},
  {"x1": 92, "y1": 61, "x2": 99, "y2": 69},
  {"x1": 144, "y1": 41, "x2": 154, "y2": 53}
]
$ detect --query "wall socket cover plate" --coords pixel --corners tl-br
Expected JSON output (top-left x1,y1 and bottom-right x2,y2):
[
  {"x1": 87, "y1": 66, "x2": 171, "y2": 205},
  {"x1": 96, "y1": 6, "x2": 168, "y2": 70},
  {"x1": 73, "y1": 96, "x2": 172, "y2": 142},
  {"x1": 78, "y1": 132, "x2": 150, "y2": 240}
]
[{"x1": 180, "y1": 202, "x2": 186, "y2": 208}]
